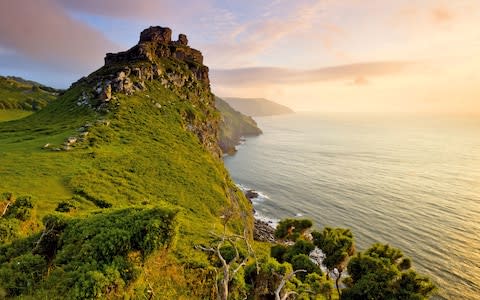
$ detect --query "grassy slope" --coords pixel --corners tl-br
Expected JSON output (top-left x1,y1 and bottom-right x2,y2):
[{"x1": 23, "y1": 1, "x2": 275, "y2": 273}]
[
  {"x1": 0, "y1": 110, "x2": 32, "y2": 122},
  {"x1": 0, "y1": 65, "x2": 253, "y2": 298},
  {"x1": 0, "y1": 76, "x2": 58, "y2": 111},
  {"x1": 215, "y1": 96, "x2": 262, "y2": 154}
]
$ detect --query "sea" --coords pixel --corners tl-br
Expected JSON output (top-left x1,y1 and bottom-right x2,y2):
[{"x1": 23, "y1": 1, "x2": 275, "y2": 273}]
[{"x1": 223, "y1": 112, "x2": 480, "y2": 299}]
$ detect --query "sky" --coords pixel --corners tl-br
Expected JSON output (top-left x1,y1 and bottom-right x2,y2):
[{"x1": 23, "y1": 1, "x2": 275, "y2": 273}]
[{"x1": 0, "y1": 0, "x2": 479, "y2": 114}]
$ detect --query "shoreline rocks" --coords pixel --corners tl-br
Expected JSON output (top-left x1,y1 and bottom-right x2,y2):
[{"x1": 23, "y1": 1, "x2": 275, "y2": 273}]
[{"x1": 254, "y1": 218, "x2": 275, "y2": 242}]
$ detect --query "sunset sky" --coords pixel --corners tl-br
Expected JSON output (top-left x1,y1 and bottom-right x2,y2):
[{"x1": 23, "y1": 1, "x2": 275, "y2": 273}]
[{"x1": 1, "y1": 0, "x2": 479, "y2": 114}]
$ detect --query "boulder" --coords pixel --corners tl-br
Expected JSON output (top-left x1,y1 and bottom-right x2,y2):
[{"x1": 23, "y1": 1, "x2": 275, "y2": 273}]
[
  {"x1": 245, "y1": 190, "x2": 259, "y2": 200},
  {"x1": 178, "y1": 34, "x2": 188, "y2": 46},
  {"x1": 99, "y1": 84, "x2": 112, "y2": 101},
  {"x1": 139, "y1": 26, "x2": 172, "y2": 43},
  {"x1": 254, "y1": 219, "x2": 276, "y2": 242}
]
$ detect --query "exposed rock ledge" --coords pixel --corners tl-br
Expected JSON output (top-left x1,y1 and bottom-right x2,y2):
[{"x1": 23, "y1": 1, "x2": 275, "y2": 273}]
[
  {"x1": 254, "y1": 218, "x2": 275, "y2": 243},
  {"x1": 245, "y1": 189, "x2": 276, "y2": 242}
]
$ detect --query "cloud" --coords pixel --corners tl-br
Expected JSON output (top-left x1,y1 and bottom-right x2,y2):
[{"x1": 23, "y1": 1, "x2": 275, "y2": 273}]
[
  {"x1": 351, "y1": 76, "x2": 369, "y2": 86},
  {"x1": 0, "y1": 0, "x2": 118, "y2": 73},
  {"x1": 57, "y1": 0, "x2": 204, "y2": 20},
  {"x1": 431, "y1": 7, "x2": 454, "y2": 23},
  {"x1": 200, "y1": 0, "x2": 325, "y2": 67},
  {"x1": 211, "y1": 61, "x2": 414, "y2": 87}
]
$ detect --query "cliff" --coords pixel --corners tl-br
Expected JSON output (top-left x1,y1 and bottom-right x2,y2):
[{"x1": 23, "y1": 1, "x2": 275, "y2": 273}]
[
  {"x1": 0, "y1": 26, "x2": 253, "y2": 299},
  {"x1": 215, "y1": 96, "x2": 262, "y2": 155}
]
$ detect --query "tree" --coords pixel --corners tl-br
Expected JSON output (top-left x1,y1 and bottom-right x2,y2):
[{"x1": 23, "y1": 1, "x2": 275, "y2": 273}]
[
  {"x1": 275, "y1": 219, "x2": 313, "y2": 241},
  {"x1": 312, "y1": 227, "x2": 355, "y2": 296},
  {"x1": 195, "y1": 208, "x2": 256, "y2": 300},
  {"x1": 342, "y1": 243, "x2": 436, "y2": 300}
]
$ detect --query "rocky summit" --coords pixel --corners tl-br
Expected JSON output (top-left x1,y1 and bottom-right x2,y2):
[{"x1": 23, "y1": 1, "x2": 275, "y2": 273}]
[
  {"x1": 104, "y1": 26, "x2": 209, "y2": 85},
  {"x1": 72, "y1": 26, "x2": 220, "y2": 157}
]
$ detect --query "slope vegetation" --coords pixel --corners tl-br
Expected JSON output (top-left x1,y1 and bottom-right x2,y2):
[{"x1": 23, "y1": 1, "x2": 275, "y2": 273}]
[
  {"x1": 0, "y1": 76, "x2": 58, "y2": 111},
  {"x1": 0, "y1": 26, "x2": 252, "y2": 299}
]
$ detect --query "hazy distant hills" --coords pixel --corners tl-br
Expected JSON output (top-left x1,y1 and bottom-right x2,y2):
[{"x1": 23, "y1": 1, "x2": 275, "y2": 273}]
[
  {"x1": 215, "y1": 96, "x2": 262, "y2": 154},
  {"x1": 223, "y1": 97, "x2": 294, "y2": 116},
  {"x1": 0, "y1": 75, "x2": 59, "y2": 111}
]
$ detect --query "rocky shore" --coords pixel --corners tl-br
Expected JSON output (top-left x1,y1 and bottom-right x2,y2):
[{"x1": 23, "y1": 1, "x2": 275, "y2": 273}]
[{"x1": 244, "y1": 189, "x2": 276, "y2": 242}]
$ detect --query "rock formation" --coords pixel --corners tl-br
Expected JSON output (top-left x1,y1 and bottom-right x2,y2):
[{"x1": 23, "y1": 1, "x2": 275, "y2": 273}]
[
  {"x1": 104, "y1": 26, "x2": 209, "y2": 85},
  {"x1": 72, "y1": 26, "x2": 220, "y2": 157}
]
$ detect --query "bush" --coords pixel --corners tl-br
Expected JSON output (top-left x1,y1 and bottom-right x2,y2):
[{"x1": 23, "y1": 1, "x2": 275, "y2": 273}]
[
  {"x1": 291, "y1": 254, "x2": 321, "y2": 280},
  {"x1": 283, "y1": 240, "x2": 315, "y2": 262},
  {"x1": 0, "y1": 253, "x2": 47, "y2": 296},
  {"x1": 55, "y1": 201, "x2": 76, "y2": 213},
  {"x1": 274, "y1": 219, "x2": 313, "y2": 241},
  {"x1": 0, "y1": 207, "x2": 178, "y2": 298},
  {"x1": 5, "y1": 195, "x2": 33, "y2": 221},
  {"x1": 270, "y1": 244, "x2": 288, "y2": 262}
]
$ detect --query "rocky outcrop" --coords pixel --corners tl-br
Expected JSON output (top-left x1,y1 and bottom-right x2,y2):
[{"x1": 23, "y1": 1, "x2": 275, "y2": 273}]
[
  {"x1": 104, "y1": 26, "x2": 208, "y2": 85},
  {"x1": 73, "y1": 26, "x2": 221, "y2": 157},
  {"x1": 139, "y1": 26, "x2": 172, "y2": 43},
  {"x1": 254, "y1": 219, "x2": 275, "y2": 242}
]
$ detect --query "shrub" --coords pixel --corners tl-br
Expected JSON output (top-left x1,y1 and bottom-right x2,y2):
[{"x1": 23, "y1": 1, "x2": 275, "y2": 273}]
[
  {"x1": 274, "y1": 219, "x2": 313, "y2": 241},
  {"x1": 5, "y1": 196, "x2": 33, "y2": 221},
  {"x1": 270, "y1": 244, "x2": 288, "y2": 262},
  {"x1": 291, "y1": 254, "x2": 321, "y2": 280},
  {"x1": 55, "y1": 201, "x2": 76, "y2": 213},
  {"x1": 0, "y1": 207, "x2": 178, "y2": 298},
  {"x1": 0, "y1": 253, "x2": 47, "y2": 296},
  {"x1": 283, "y1": 240, "x2": 315, "y2": 262}
]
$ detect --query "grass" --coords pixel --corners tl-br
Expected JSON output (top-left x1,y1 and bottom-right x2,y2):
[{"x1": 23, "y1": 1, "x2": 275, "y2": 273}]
[
  {"x1": 0, "y1": 76, "x2": 58, "y2": 110},
  {"x1": 0, "y1": 110, "x2": 32, "y2": 122},
  {"x1": 0, "y1": 62, "x2": 253, "y2": 298}
]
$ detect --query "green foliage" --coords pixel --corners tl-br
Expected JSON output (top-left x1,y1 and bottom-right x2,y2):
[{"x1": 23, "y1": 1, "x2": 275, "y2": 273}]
[
  {"x1": 283, "y1": 240, "x2": 316, "y2": 262},
  {"x1": 5, "y1": 195, "x2": 33, "y2": 221},
  {"x1": 0, "y1": 253, "x2": 47, "y2": 296},
  {"x1": 0, "y1": 193, "x2": 36, "y2": 243},
  {"x1": 0, "y1": 207, "x2": 178, "y2": 299},
  {"x1": 312, "y1": 227, "x2": 355, "y2": 272},
  {"x1": 270, "y1": 244, "x2": 288, "y2": 262},
  {"x1": 0, "y1": 76, "x2": 57, "y2": 112},
  {"x1": 55, "y1": 201, "x2": 76, "y2": 212},
  {"x1": 0, "y1": 219, "x2": 20, "y2": 244},
  {"x1": 291, "y1": 254, "x2": 322, "y2": 279},
  {"x1": 342, "y1": 243, "x2": 436, "y2": 300},
  {"x1": 275, "y1": 218, "x2": 313, "y2": 241},
  {"x1": 245, "y1": 257, "x2": 293, "y2": 298},
  {"x1": 219, "y1": 244, "x2": 239, "y2": 263}
]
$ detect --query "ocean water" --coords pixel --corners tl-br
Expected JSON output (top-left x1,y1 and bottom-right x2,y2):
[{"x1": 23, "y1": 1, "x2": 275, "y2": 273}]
[{"x1": 223, "y1": 113, "x2": 480, "y2": 299}]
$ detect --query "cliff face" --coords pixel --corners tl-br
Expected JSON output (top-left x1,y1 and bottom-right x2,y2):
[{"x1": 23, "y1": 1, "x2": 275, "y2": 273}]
[{"x1": 215, "y1": 96, "x2": 262, "y2": 155}]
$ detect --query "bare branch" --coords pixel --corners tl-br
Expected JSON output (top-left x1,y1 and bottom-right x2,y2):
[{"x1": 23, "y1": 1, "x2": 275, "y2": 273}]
[
  {"x1": 1, "y1": 202, "x2": 11, "y2": 218},
  {"x1": 274, "y1": 270, "x2": 307, "y2": 300},
  {"x1": 32, "y1": 223, "x2": 55, "y2": 253},
  {"x1": 281, "y1": 291, "x2": 298, "y2": 300},
  {"x1": 194, "y1": 245, "x2": 216, "y2": 253}
]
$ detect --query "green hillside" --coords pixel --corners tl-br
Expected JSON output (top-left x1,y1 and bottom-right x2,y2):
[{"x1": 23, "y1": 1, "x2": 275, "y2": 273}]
[
  {"x1": 215, "y1": 96, "x2": 262, "y2": 154},
  {"x1": 0, "y1": 27, "x2": 253, "y2": 299},
  {"x1": 0, "y1": 76, "x2": 58, "y2": 112}
]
